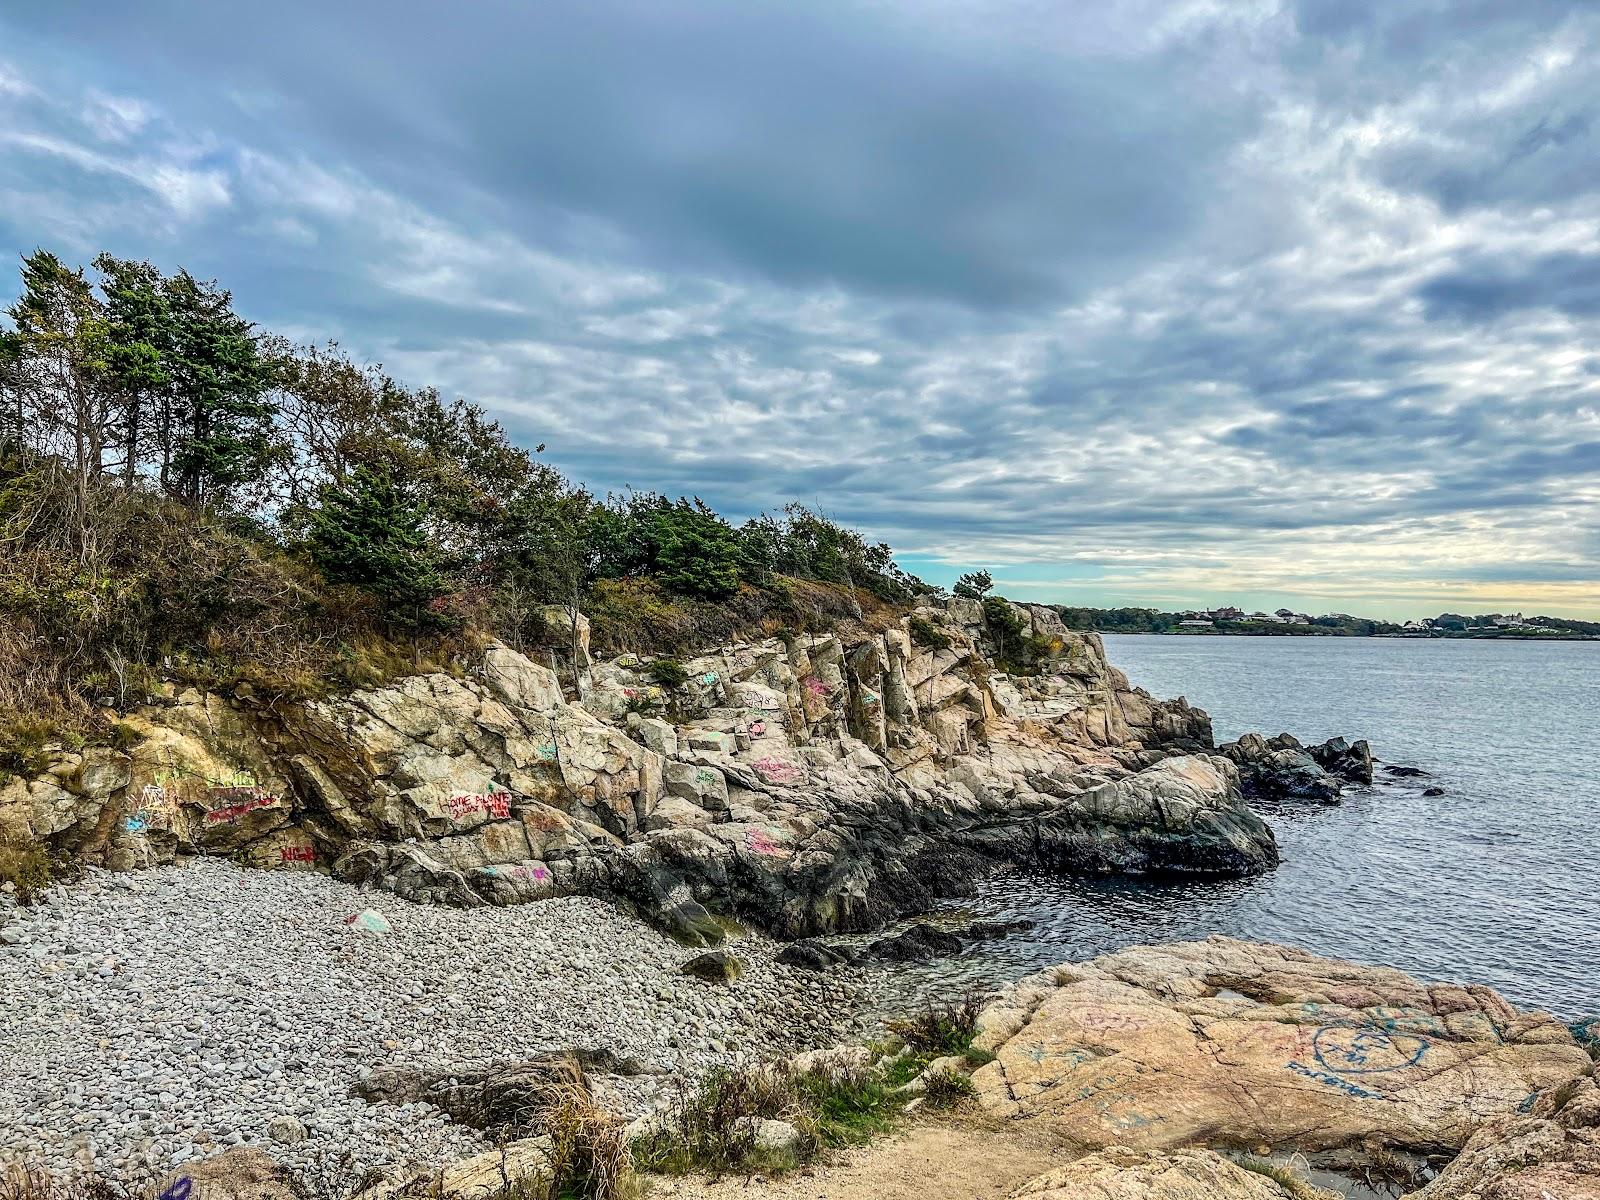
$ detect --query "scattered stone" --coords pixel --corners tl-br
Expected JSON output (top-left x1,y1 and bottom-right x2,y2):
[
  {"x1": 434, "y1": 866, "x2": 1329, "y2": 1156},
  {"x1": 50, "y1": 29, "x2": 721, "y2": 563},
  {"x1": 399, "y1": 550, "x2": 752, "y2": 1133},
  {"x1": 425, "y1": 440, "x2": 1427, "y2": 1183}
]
[
  {"x1": 682, "y1": 949, "x2": 743, "y2": 984},
  {"x1": 264, "y1": 1116, "x2": 307, "y2": 1145}
]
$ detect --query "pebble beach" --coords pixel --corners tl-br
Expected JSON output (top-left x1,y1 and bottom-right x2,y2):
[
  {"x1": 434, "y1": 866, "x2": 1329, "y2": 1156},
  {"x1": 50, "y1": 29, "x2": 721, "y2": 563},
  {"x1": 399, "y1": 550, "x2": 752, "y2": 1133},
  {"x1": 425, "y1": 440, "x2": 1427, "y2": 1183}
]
[{"x1": 0, "y1": 859, "x2": 874, "y2": 1184}]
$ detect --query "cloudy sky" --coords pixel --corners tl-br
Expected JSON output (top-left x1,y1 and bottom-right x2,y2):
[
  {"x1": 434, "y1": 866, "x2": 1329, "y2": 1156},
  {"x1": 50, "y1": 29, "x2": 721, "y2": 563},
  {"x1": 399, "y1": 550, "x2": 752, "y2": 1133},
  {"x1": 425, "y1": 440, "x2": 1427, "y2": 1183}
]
[{"x1": 3, "y1": 1, "x2": 1598, "y2": 618}]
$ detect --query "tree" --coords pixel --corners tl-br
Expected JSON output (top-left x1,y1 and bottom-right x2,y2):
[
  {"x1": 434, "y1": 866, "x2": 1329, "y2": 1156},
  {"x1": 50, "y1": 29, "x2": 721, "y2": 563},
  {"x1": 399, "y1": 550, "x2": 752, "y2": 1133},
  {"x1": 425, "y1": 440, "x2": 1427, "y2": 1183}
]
[
  {"x1": 93, "y1": 254, "x2": 170, "y2": 487},
  {"x1": 0, "y1": 251, "x2": 112, "y2": 556},
  {"x1": 159, "y1": 270, "x2": 277, "y2": 506},
  {"x1": 953, "y1": 569, "x2": 993, "y2": 600},
  {"x1": 652, "y1": 499, "x2": 741, "y2": 600},
  {"x1": 306, "y1": 465, "x2": 447, "y2": 627}
]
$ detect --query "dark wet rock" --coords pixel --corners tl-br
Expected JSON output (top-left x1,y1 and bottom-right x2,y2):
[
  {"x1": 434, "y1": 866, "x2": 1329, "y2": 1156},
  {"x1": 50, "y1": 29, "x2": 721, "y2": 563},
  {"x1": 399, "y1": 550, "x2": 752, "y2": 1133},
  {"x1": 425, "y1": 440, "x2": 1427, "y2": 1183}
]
[
  {"x1": 1219, "y1": 732, "x2": 1342, "y2": 804},
  {"x1": 775, "y1": 939, "x2": 858, "y2": 970},
  {"x1": 1383, "y1": 762, "x2": 1431, "y2": 778},
  {"x1": 963, "y1": 918, "x2": 1035, "y2": 941},
  {"x1": 866, "y1": 922, "x2": 966, "y2": 962},
  {"x1": 1306, "y1": 735, "x2": 1374, "y2": 785},
  {"x1": 1423, "y1": 786, "x2": 1446, "y2": 797},
  {"x1": 682, "y1": 948, "x2": 743, "y2": 983}
]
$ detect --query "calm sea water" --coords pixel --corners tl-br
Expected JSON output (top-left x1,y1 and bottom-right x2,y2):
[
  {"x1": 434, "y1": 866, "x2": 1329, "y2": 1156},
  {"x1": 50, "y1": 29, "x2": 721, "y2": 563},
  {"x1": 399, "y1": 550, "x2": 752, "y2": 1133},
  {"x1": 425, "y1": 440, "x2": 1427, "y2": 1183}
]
[{"x1": 900, "y1": 635, "x2": 1600, "y2": 1019}]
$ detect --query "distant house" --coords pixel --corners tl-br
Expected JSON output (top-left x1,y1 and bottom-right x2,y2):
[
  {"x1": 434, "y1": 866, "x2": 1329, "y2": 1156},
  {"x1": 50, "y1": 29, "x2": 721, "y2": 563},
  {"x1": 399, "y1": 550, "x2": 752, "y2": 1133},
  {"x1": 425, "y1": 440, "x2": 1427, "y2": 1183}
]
[
  {"x1": 1179, "y1": 618, "x2": 1213, "y2": 628},
  {"x1": 1210, "y1": 606, "x2": 1246, "y2": 621},
  {"x1": 1401, "y1": 620, "x2": 1426, "y2": 632}
]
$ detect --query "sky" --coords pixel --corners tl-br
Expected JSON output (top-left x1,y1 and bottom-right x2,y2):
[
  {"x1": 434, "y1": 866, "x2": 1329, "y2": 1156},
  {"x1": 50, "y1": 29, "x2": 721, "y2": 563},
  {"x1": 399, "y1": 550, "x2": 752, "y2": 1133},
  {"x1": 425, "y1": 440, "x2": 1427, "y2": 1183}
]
[{"x1": 2, "y1": 1, "x2": 1598, "y2": 620}]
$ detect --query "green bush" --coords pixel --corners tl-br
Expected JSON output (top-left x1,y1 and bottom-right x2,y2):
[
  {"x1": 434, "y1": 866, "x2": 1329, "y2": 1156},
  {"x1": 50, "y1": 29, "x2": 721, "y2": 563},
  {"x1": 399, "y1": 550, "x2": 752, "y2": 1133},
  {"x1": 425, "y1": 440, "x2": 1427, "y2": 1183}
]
[
  {"x1": 922, "y1": 1067, "x2": 976, "y2": 1110},
  {"x1": 885, "y1": 988, "x2": 988, "y2": 1056},
  {"x1": 645, "y1": 658, "x2": 689, "y2": 689},
  {"x1": 908, "y1": 614, "x2": 951, "y2": 651}
]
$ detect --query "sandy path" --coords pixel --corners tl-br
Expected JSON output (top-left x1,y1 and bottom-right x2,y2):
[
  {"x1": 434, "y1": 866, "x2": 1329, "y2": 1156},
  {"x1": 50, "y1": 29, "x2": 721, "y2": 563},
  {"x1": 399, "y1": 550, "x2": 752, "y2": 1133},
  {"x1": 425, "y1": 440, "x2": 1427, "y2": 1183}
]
[{"x1": 646, "y1": 1115, "x2": 1067, "y2": 1200}]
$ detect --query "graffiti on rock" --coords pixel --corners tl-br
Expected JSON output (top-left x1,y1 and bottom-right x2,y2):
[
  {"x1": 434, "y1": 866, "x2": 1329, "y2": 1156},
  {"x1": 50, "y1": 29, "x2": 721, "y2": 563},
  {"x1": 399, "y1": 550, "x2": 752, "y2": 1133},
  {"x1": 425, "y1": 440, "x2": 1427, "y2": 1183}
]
[
  {"x1": 744, "y1": 828, "x2": 790, "y2": 857},
  {"x1": 204, "y1": 789, "x2": 279, "y2": 823},
  {"x1": 1311, "y1": 1023, "x2": 1429, "y2": 1075},
  {"x1": 747, "y1": 719, "x2": 767, "y2": 737},
  {"x1": 279, "y1": 845, "x2": 315, "y2": 864},
  {"x1": 445, "y1": 789, "x2": 513, "y2": 821},
  {"x1": 1284, "y1": 1059, "x2": 1384, "y2": 1100},
  {"x1": 751, "y1": 756, "x2": 803, "y2": 784}
]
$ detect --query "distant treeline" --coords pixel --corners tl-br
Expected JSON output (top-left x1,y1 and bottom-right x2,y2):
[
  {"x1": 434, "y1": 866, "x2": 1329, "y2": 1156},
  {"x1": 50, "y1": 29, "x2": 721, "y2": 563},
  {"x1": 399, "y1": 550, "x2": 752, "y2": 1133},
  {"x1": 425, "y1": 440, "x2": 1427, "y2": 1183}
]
[{"x1": 1055, "y1": 607, "x2": 1600, "y2": 638}]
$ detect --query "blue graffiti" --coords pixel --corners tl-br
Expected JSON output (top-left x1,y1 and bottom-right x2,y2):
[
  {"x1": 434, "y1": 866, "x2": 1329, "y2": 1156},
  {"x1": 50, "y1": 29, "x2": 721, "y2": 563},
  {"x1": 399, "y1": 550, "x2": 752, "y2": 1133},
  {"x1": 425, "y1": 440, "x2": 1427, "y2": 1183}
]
[
  {"x1": 159, "y1": 1180, "x2": 191, "y2": 1200},
  {"x1": 1312, "y1": 1024, "x2": 1429, "y2": 1075},
  {"x1": 1286, "y1": 1060, "x2": 1383, "y2": 1100},
  {"x1": 124, "y1": 816, "x2": 148, "y2": 833}
]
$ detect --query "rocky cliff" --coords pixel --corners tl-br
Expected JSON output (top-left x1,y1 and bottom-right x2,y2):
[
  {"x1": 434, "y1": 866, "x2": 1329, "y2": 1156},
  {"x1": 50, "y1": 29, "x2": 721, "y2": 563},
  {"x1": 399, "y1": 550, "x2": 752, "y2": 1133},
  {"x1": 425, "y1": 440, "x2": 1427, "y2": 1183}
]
[{"x1": 0, "y1": 598, "x2": 1274, "y2": 942}]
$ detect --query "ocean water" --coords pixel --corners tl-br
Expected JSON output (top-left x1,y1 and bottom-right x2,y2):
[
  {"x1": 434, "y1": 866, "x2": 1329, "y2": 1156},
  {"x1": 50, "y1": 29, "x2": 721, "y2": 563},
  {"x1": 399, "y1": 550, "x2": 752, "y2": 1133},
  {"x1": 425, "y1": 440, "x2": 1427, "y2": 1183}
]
[{"x1": 902, "y1": 635, "x2": 1600, "y2": 1020}]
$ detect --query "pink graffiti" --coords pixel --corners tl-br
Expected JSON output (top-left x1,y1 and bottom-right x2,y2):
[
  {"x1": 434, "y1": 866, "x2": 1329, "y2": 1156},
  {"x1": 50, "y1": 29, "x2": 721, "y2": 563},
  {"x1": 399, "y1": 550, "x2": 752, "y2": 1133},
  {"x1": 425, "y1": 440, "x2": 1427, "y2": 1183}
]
[
  {"x1": 744, "y1": 828, "x2": 790, "y2": 857},
  {"x1": 803, "y1": 677, "x2": 829, "y2": 698},
  {"x1": 279, "y1": 845, "x2": 315, "y2": 863},
  {"x1": 748, "y1": 719, "x2": 768, "y2": 737},
  {"x1": 204, "y1": 790, "x2": 278, "y2": 823},
  {"x1": 445, "y1": 790, "x2": 513, "y2": 820},
  {"x1": 751, "y1": 756, "x2": 803, "y2": 784}
]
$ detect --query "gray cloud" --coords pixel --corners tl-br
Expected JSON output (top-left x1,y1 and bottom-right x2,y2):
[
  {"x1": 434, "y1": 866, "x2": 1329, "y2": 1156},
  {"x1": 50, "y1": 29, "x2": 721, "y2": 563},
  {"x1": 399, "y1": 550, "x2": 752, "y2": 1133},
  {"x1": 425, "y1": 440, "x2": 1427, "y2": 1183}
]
[{"x1": 1, "y1": 1, "x2": 1599, "y2": 618}]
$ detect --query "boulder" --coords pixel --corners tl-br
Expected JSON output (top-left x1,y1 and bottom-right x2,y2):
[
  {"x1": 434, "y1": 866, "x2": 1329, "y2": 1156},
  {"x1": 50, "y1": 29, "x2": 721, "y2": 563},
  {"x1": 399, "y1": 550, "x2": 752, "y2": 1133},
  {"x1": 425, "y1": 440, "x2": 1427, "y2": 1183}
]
[
  {"x1": 1009, "y1": 1147, "x2": 1324, "y2": 1200},
  {"x1": 1219, "y1": 733, "x2": 1342, "y2": 804},
  {"x1": 1408, "y1": 1071, "x2": 1600, "y2": 1200},
  {"x1": 866, "y1": 922, "x2": 966, "y2": 963},
  {"x1": 1306, "y1": 736, "x2": 1374, "y2": 786},
  {"x1": 775, "y1": 939, "x2": 858, "y2": 970},
  {"x1": 682, "y1": 949, "x2": 742, "y2": 983},
  {"x1": 160, "y1": 1149, "x2": 297, "y2": 1200},
  {"x1": 973, "y1": 937, "x2": 1591, "y2": 1157}
]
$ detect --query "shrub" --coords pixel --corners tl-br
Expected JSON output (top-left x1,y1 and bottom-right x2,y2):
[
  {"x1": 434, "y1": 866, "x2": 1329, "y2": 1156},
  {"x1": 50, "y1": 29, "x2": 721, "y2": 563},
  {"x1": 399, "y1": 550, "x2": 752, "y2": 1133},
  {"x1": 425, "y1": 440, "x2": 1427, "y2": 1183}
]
[
  {"x1": 0, "y1": 843, "x2": 56, "y2": 905},
  {"x1": 922, "y1": 1068, "x2": 976, "y2": 1110},
  {"x1": 540, "y1": 1079, "x2": 636, "y2": 1200},
  {"x1": 645, "y1": 658, "x2": 689, "y2": 690},
  {"x1": 885, "y1": 988, "x2": 988, "y2": 1056},
  {"x1": 908, "y1": 614, "x2": 951, "y2": 651}
]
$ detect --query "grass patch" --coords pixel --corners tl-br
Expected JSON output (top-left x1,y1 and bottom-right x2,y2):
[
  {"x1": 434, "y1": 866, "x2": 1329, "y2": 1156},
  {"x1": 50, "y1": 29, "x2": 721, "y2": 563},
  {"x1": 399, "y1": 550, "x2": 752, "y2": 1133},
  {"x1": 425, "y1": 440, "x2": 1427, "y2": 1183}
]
[
  {"x1": 922, "y1": 1068, "x2": 976, "y2": 1111},
  {"x1": 885, "y1": 988, "x2": 987, "y2": 1056},
  {"x1": 0, "y1": 842, "x2": 59, "y2": 905},
  {"x1": 633, "y1": 1057, "x2": 909, "y2": 1180}
]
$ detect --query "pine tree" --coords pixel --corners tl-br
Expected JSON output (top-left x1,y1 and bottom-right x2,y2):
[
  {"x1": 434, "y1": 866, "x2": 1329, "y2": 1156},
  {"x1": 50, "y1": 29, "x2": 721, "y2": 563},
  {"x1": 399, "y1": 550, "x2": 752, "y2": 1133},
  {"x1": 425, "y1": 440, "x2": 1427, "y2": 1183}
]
[{"x1": 307, "y1": 465, "x2": 447, "y2": 626}]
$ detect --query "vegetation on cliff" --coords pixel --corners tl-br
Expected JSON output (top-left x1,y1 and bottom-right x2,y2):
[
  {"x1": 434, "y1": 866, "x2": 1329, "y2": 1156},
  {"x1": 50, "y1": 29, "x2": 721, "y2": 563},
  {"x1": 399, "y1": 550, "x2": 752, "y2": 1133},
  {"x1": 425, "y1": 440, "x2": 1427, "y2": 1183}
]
[{"x1": 0, "y1": 250, "x2": 930, "y2": 748}]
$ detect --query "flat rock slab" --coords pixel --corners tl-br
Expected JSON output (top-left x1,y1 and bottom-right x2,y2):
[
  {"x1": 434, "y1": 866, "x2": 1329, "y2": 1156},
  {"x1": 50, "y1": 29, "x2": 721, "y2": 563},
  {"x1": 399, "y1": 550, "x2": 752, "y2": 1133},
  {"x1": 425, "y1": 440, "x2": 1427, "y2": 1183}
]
[
  {"x1": 974, "y1": 937, "x2": 1591, "y2": 1155},
  {"x1": 1010, "y1": 1147, "x2": 1333, "y2": 1200}
]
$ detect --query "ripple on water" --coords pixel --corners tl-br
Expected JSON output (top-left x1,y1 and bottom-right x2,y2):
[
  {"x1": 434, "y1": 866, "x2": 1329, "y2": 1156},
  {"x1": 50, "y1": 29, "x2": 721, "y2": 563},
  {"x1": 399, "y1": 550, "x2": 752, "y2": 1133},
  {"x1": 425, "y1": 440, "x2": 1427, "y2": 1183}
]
[{"x1": 872, "y1": 635, "x2": 1600, "y2": 1022}]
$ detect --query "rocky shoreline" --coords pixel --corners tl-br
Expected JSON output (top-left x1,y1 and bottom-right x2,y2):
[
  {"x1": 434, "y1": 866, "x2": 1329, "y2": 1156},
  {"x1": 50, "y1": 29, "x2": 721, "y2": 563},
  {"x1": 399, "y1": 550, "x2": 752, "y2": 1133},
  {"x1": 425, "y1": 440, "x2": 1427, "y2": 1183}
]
[{"x1": 2, "y1": 598, "x2": 1294, "y2": 950}]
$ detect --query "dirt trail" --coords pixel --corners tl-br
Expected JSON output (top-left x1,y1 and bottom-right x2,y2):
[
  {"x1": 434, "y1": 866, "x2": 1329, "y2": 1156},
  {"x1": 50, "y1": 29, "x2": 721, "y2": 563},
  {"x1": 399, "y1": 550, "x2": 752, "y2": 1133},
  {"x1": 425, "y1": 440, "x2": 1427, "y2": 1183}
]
[{"x1": 646, "y1": 1116, "x2": 1067, "y2": 1200}]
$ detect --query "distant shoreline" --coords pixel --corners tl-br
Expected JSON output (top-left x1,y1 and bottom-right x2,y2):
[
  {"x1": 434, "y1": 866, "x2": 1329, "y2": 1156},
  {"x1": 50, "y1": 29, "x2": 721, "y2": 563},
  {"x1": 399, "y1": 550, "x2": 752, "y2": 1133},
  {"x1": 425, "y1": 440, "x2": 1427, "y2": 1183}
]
[{"x1": 1100, "y1": 629, "x2": 1600, "y2": 641}]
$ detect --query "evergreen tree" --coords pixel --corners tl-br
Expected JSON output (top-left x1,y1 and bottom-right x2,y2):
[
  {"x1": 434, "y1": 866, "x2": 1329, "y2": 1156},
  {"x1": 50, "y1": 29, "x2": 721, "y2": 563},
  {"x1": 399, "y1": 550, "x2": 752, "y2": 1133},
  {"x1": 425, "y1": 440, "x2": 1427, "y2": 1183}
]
[
  {"x1": 953, "y1": 569, "x2": 993, "y2": 599},
  {"x1": 160, "y1": 270, "x2": 277, "y2": 506},
  {"x1": 307, "y1": 465, "x2": 447, "y2": 626}
]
